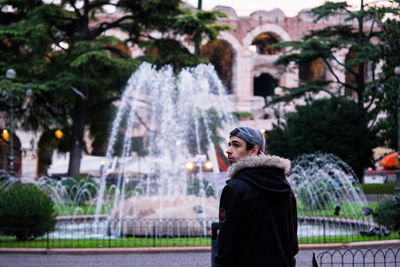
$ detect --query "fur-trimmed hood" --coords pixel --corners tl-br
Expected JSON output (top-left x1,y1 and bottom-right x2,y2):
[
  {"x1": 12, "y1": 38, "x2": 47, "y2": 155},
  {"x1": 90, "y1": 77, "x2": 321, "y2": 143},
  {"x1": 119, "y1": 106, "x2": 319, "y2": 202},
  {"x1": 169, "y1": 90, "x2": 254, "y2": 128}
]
[
  {"x1": 226, "y1": 154, "x2": 292, "y2": 196},
  {"x1": 227, "y1": 153, "x2": 291, "y2": 180}
]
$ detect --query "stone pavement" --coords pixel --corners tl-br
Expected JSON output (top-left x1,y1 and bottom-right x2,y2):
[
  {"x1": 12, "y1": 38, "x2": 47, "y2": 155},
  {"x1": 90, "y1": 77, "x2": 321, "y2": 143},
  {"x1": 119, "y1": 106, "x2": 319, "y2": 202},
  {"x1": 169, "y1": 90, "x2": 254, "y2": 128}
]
[
  {"x1": 0, "y1": 250, "x2": 317, "y2": 267},
  {"x1": 0, "y1": 240, "x2": 399, "y2": 267}
]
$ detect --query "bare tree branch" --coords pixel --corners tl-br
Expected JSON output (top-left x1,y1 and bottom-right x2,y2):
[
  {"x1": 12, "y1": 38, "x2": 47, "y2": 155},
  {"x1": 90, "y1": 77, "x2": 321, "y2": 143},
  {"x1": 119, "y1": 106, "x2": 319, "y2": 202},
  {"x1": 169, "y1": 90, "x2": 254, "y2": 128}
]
[{"x1": 67, "y1": 0, "x2": 82, "y2": 19}]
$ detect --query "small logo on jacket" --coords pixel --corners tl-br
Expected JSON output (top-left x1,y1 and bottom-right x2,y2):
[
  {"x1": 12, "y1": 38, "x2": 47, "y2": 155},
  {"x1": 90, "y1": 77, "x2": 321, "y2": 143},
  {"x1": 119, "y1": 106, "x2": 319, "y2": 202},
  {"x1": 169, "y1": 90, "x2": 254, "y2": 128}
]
[{"x1": 219, "y1": 208, "x2": 226, "y2": 224}]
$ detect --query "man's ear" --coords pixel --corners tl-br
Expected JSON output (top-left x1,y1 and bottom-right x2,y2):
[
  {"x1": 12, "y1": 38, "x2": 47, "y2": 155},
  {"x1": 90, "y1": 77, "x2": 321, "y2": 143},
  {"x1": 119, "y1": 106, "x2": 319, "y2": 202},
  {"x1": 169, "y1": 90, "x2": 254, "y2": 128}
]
[{"x1": 250, "y1": 146, "x2": 259, "y2": 155}]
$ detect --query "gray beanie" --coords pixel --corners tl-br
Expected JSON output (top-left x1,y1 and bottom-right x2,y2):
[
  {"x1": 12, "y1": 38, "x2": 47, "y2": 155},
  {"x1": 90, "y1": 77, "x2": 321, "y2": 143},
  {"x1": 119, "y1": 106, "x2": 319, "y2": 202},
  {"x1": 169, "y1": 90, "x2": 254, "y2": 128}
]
[{"x1": 229, "y1": 126, "x2": 266, "y2": 153}]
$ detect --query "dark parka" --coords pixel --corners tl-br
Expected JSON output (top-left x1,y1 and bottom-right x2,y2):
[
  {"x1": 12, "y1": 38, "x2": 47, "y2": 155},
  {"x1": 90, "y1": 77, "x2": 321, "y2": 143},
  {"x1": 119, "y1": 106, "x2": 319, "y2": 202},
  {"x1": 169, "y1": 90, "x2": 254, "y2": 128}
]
[{"x1": 214, "y1": 154, "x2": 298, "y2": 267}]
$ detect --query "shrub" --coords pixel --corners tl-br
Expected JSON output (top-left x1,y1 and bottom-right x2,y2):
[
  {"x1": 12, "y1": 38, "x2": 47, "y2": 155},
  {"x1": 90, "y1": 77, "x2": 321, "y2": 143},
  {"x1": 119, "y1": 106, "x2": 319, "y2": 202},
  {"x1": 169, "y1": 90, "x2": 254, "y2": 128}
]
[
  {"x1": 266, "y1": 97, "x2": 378, "y2": 181},
  {"x1": 0, "y1": 183, "x2": 56, "y2": 241},
  {"x1": 373, "y1": 197, "x2": 400, "y2": 231}
]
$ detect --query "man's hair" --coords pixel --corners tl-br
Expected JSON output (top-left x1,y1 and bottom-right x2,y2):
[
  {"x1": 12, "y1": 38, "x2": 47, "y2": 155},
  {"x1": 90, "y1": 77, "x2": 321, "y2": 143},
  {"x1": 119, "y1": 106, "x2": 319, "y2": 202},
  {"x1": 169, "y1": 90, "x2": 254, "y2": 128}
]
[
  {"x1": 229, "y1": 128, "x2": 261, "y2": 154},
  {"x1": 245, "y1": 142, "x2": 256, "y2": 152}
]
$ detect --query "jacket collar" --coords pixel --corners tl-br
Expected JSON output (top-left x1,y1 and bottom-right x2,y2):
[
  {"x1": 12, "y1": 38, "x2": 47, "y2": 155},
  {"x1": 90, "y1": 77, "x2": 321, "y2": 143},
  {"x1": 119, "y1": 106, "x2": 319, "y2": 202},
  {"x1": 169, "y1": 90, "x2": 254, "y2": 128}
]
[{"x1": 227, "y1": 153, "x2": 291, "y2": 180}]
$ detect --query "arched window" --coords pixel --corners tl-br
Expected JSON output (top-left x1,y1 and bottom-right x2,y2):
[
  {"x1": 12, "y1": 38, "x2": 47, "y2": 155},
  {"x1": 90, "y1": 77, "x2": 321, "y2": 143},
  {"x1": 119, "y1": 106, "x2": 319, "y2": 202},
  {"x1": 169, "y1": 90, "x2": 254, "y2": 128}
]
[
  {"x1": 299, "y1": 57, "x2": 326, "y2": 82},
  {"x1": 0, "y1": 130, "x2": 22, "y2": 176},
  {"x1": 345, "y1": 49, "x2": 367, "y2": 97},
  {"x1": 251, "y1": 32, "x2": 281, "y2": 55},
  {"x1": 200, "y1": 40, "x2": 233, "y2": 93},
  {"x1": 253, "y1": 73, "x2": 279, "y2": 97}
]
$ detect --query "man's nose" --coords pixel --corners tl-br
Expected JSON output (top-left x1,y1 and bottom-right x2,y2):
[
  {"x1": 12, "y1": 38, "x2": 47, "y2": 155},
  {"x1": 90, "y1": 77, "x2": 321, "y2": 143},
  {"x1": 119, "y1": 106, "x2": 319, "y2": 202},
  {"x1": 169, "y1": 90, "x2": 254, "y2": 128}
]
[{"x1": 226, "y1": 147, "x2": 232, "y2": 154}]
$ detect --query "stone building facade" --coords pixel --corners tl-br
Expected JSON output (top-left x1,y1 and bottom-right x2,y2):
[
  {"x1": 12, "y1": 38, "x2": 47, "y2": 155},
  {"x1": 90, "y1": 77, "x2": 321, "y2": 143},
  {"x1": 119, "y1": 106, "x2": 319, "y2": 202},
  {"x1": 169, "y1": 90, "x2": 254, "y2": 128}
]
[
  {"x1": 200, "y1": 5, "x2": 370, "y2": 130},
  {"x1": 4, "y1": 5, "x2": 372, "y2": 178}
]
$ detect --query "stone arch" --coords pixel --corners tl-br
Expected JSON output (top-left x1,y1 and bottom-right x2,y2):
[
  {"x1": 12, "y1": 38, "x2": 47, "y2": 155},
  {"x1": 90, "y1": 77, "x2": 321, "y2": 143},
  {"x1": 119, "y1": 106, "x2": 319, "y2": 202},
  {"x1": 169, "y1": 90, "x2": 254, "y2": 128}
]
[
  {"x1": 200, "y1": 39, "x2": 235, "y2": 93},
  {"x1": 252, "y1": 65, "x2": 281, "y2": 96},
  {"x1": 243, "y1": 23, "x2": 291, "y2": 48},
  {"x1": 299, "y1": 57, "x2": 327, "y2": 82},
  {"x1": 218, "y1": 31, "x2": 242, "y2": 56},
  {"x1": 0, "y1": 130, "x2": 22, "y2": 176},
  {"x1": 253, "y1": 73, "x2": 279, "y2": 97},
  {"x1": 206, "y1": 31, "x2": 241, "y2": 94},
  {"x1": 345, "y1": 48, "x2": 367, "y2": 98},
  {"x1": 251, "y1": 32, "x2": 281, "y2": 55},
  {"x1": 37, "y1": 129, "x2": 66, "y2": 176},
  {"x1": 253, "y1": 65, "x2": 281, "y2": 81}
]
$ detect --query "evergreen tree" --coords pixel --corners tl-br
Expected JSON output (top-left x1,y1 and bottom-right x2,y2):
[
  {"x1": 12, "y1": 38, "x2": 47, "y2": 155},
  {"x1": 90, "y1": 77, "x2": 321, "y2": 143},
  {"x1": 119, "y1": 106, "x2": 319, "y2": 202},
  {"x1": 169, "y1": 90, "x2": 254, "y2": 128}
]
[
  {"x1": 0, "y1": 0, "x2": 228, "y2": 176},
  {"x1": 267, "y1": 97, "x2": 378, "y2": 180},
  {"x1": 373, "y1": 0, "x2": 400, "y2": 149},
  {"x1": 271, "y1": 0, "x2": 383, "y2": 110}
]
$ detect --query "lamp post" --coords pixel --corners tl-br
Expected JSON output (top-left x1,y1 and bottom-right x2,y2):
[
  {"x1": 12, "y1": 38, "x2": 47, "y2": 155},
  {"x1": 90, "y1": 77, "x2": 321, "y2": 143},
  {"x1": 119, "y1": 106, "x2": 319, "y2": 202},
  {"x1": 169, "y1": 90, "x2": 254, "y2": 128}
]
[
  {"x1": 2, "y1": 69, "x2": 16, "y2": 176},
  {"x1": 395, "y1": 66, "x2": 400, "y2": 194}
]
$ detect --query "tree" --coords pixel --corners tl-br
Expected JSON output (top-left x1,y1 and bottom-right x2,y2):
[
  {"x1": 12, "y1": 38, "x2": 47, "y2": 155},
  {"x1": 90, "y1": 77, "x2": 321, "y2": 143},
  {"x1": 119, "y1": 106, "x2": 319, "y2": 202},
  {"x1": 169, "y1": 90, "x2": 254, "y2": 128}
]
[
  {"x1": 173, "y1": 8, "x2": 231, "y2": 55},
  {"x1": 373, "y1": 0, "x2": 400, "y2": 149},
  {"x1": 268, "y1": 0, "x2": 400, "y2": 165},
  {"x1": 0, "y1": 1, "x2": 139, "y2": 176},
  {"x1": 272, "y1": 0, "x2": 383, "y2": 110},
  {"x1": 137, "y1": 8, "x2": 231, "y2": 72},
  {"x1": 266, "y1": 97, "x2": 378, "y2": 180},
  {"x1": 0, "y1": 0, "x2": 229, "y2": 176}
]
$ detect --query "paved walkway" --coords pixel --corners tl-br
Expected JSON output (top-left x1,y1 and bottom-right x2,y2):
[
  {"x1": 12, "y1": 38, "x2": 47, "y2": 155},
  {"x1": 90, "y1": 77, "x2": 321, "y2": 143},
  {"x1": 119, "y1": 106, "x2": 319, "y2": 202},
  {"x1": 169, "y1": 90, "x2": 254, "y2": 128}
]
[
  {"x1": 0, "y1": 250, "x2": 320, "y2": 267},
  {"x1": 0, "y1": 240, "x2": 399, "y2": 267}
]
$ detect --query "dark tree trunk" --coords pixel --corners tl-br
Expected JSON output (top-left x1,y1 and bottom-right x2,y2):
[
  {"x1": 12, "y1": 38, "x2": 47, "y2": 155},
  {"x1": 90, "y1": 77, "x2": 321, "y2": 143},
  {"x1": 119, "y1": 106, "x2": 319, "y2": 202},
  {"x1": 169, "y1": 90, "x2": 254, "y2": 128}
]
[{"x1": 68, "y1": 99, "x2": 87, "y2": 176}]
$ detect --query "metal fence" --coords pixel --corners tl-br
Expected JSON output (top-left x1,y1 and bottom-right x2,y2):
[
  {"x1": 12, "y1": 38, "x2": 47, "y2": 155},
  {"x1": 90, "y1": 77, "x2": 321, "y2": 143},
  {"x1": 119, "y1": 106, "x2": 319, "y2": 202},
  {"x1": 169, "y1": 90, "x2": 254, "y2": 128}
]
[
  {"x1": 297, "y1": 215, "x2": 399, "y2": 244},
  {"x1": 0, "y1": 217, "x2": 216, "y2": 248},
  {"x1": 0, "y1": 216, "x2": 398, "y2": 248},
  {"x1": 315, "y1": 248, "x2": 400, "y2": 266}
]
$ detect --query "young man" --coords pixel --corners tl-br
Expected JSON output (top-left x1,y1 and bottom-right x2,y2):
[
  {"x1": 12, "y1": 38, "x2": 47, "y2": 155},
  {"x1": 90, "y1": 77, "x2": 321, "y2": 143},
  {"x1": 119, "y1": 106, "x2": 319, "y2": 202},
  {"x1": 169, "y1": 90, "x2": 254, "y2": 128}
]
[{"x1": 214, "y1": 126, "x2": 298, "y2": 267}]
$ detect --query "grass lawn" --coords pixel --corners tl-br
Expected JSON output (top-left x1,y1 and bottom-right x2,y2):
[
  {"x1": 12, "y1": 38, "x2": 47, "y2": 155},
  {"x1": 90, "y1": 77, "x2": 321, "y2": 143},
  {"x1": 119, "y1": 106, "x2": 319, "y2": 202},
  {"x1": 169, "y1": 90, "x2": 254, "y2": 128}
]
[
  {"x1": 1, "y1": 232, "x2": 398, "y2": 249},
  {"x1": 296, "y1": 201, "x2": 378, "y2": 219},
  {"x1": 55, "y1": 202, "x2": 113, "y2": 216},
  {"x1": 57, "y1": 200, "x2": 379, "y2": 218},
  {"x1": 360, "y1": 183, "x2": 396, "y2": 194},
  {"x1": 298, "y1": 232, "x2": 400, "y2": 244},
  {"x1": 0, "y1": 236, "x2": 211, "y2": 248}
]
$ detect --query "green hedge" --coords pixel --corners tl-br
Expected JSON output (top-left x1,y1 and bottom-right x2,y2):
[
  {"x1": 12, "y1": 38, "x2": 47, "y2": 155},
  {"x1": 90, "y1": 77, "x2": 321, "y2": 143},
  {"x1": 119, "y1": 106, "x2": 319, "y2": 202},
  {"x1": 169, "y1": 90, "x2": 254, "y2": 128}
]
[
  {"x1": 0, "y1": 183, "x2": 56, "y2": 241},
  {"x1": 360, "y1": 183, "x2": 395, "y2": 194},
  {"x1": 373, "y1": 197, "x2": 400, "y2": 231}
]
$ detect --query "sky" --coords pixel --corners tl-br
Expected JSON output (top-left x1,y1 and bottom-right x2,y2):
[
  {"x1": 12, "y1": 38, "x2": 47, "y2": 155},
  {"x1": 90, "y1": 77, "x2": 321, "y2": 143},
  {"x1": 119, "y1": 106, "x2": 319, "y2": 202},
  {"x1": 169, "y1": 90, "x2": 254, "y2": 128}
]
[{"x1": 184, "y1": 0, "x2": 377, "y2": 17}]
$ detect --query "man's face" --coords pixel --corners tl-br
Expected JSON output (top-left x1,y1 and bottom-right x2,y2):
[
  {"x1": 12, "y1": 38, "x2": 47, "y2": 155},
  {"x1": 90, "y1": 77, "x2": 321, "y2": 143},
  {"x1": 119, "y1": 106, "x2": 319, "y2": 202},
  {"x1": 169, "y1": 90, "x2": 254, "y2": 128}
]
[{"x1": 226, "y1": 136, "x2": 256, "y2": 165}]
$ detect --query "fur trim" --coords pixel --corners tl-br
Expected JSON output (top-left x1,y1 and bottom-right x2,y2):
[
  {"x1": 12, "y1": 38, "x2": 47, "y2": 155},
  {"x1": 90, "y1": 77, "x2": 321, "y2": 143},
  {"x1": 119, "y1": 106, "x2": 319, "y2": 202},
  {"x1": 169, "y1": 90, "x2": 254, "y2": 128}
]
[{"x1": 227, "y1": 154, "x2": 291, "y2": 179}]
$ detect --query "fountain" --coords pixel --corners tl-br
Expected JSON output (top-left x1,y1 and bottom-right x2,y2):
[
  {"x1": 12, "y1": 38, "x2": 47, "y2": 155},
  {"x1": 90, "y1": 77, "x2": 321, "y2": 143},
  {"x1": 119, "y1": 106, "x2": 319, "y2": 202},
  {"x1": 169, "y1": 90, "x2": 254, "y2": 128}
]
[
  {"x1": 0, "y1": 64, "x2": 378, "y2": 241},
  {"x1": 287, "y1": 152, "x2": 373, "y2": 237},
  {"x1": 93, "y1": 62, "x2": 235, "y2": 236},
  {"x1": 287, "y1": 153, "x2": 367, "y2": 213}
]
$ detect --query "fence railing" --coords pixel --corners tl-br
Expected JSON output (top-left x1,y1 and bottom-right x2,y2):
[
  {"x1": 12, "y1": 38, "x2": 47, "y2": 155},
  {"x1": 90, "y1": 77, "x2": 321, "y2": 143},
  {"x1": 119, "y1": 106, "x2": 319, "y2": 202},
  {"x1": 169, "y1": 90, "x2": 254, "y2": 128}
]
[
  {"x1": 315, "y1": 247, "x2": 400, "y2": 266},
  {"x1": 297, "y1": 215, "x2": 399, "y2": 244},
  {"x1": 0, "y1": 216, "x2": 398, "y2": 248},
  {"x1": 0, "y1": 217, "x2": 216, "y2": 248}
]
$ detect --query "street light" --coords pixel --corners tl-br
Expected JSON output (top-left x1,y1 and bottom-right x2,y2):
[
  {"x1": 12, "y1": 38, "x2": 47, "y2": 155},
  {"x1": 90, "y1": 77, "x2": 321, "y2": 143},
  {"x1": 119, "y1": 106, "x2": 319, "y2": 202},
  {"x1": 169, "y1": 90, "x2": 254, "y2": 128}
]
[
  {"x1": 394, "y1": 66, "x2": 400, "y2": 194},
  {"x1": 2, "y1": 68, "x2": 16, "y2": 176},
  {"x1": 185, "y1": 161, "x2": 195, "y2": 172}
]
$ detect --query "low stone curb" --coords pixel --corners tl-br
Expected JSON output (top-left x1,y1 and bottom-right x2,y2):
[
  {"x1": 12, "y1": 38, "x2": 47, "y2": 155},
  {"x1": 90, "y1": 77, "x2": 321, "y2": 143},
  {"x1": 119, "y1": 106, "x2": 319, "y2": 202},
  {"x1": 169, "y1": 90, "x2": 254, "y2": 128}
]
[
  {"x1": 0, "y1": 246, "x2": 211, "y2": 255},
  {"x1": 0, "y1": 240, "x2": 398, "y2": 254}
]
